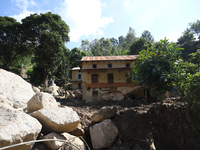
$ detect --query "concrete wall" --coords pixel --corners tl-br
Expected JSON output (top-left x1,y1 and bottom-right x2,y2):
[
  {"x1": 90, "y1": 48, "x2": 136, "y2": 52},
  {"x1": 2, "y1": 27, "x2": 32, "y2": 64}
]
[{"x1": 71, "y1": 69, "x2": 82, "y2": 90}]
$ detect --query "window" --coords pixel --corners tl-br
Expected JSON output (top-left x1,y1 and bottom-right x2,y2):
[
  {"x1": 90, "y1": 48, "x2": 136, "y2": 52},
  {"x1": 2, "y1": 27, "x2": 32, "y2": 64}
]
[
  {"x1": 126, "y1": 63, "x2": 130, "y2": 67},
  {"x1": 92, "y1": 74, "x2": 98, "y2": 83},
  {"x1": 93, "y1": 64, "x2": 97, "y2": 68},
  {"x1": 108, "y1": 73, "x2": 114, "y2": 84},
  {"x1": 78, "y1": 74, "x2": 81, "y2": 79},
  {"x1": 78, "y1": 70, "x2": 81, "y2": 72},
  {"x1": 108, "y1": 63, "x2": 112, "y2": 68},
  {"x1": 78, "y1": 83, "x2": 82, "y2": 89}
]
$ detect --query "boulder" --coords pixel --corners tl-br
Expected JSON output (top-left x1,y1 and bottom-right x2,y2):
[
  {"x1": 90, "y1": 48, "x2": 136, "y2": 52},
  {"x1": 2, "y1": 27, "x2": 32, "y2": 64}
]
[
  {"x1": 60, "y1": 132, "x2": 86, "y2": 150},
  {"x1": 30, "y1": 106, "x2": 80, "y2": 134},
  {"x1": 0, "y1": 103, "x2": 42, "y2": 150},
  {"x1": 48, "y1": 84, "x2": 59, "y2": 96},
  {"x1": 101, "y1": 91, "x2": 124, "y2": 101},
  {"x1": 32, "y1": 86, "x2": 40, "y2": 93},
  {"x1": 70, "y1": 123, "x2": 85, "y2": 136},
  {"x1": 41, "y1": 132, "x2": 66, "y2": 150},
  {"x1": 92, "y1": 106, "x2": 117, "y2": 123},
  {"x1": 89, "y1": 119, "x2": 119, "y2": 149},
  {"x1": 0, "y1": 94, "x2": 13, "y2": 107},
  {"x1": 27, "y1": 92, "x2": 58, "y2": 113},
  {"x1": 0, "y1": 69, "x2": 35, "y2": 109}
]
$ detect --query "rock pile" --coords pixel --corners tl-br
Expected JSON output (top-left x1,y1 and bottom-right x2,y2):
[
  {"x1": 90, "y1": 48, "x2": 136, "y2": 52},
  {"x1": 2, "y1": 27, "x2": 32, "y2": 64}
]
[{"x1": 0, "y1": 69, "x2": 119, "y2": 150}]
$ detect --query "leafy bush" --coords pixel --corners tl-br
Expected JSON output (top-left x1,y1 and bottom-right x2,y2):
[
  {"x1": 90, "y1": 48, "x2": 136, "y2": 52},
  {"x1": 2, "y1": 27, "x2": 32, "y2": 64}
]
[{"x1": 131, "y1": 38, "x2": 182, "y2": 98}]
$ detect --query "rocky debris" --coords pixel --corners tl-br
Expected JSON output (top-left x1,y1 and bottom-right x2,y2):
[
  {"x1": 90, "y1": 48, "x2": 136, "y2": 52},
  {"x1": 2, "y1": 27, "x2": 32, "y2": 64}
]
[
  {"x1": 47, "y1": 84, "x2": 59, "y2": 96},
  {"x1": 70, "y1": 123, "x2": 85, "y2": 137},
  {"x1": 89, "y1": 119, "x2": 119, "y2": 149},
  {"x1": 0, "y1": 69, "x2": 35, "y2": 109},
  {"x1": 0, "y1": 103, "x2": 42, "y2": 150},
  {"x1": 32, "y1": 86, "x2": 40, "y2": 93},
  {"x1": 59, "y1": 132, "x2": 86, "y2": 150},
  {"x1": 41, "y1": 132, "x2": 66, "y2": 150},
  {"x1": 91, "y1": 106, "x2": 117, "y2": 123},
  {"x1": 30, "y1": 106, "x2": 80, "y2": 134},
  {"x1": 27, "y1": 92, "x2": 59, "y2": 113},
  {"x1": 101, "y1": 91, "x2": 124, "y2": 101}
]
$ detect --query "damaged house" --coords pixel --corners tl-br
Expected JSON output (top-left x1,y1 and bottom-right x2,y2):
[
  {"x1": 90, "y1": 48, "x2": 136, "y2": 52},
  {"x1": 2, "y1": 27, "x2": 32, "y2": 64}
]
[
  {"x1": 70, "y1": 67, "x2": 82, "y2": 90},
  {"x1": 78, "y1": 55, "x2": 147, "y2": 103}
]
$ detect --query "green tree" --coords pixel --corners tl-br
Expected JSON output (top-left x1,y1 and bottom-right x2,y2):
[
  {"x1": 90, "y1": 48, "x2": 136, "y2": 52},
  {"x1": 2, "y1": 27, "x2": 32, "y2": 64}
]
[
  {"x1": 131, "y1": 38, "x2": 182, "y2": 98},
  {"x1": 129, "y1": 38, "x2": 152, "y2": 55},
  {"x1": 54, "y1": 47, "x2": 71, "y2": 86},
  {"x1": 0, "y1": 16, "x2": 30, "y2": 72},
  {"x1": 123, "y1": 27, "x2": 137, "y2": 51},
  {"x1": 141, "y1": 30, "x2": 154, "y2": 43},
  {"x1": 22, "y1": 12, "x2": 70, "y2": 45},
  {"x1": 22, "y1": 12, "x2": 70, "y2": 89},
  {"x1": 33, "y1": 31, "x2": 65, "y2": 90},
  {"x1": 189, "y1": 20, "x2": 200, "y2": 40}
]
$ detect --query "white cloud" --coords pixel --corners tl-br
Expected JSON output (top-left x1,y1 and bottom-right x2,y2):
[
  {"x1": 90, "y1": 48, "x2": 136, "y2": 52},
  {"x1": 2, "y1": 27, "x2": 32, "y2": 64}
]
[
  {"x1": 58, "y1": 0, "x2": 114, "y2": 42},
  {"x1": 11, "y1": 0, "x2": 37, "y2": 22}
]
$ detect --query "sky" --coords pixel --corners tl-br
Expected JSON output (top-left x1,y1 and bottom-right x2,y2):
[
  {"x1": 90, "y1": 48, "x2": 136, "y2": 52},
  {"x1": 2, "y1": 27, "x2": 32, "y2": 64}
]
[{"x1": 0, "y1": 0, "x2": 199, "y2": 50}]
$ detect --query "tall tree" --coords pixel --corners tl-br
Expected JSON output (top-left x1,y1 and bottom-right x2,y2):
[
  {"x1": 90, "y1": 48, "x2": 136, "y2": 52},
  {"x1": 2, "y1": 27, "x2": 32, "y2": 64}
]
[
  {"x1": 129, "y1": 38, "x2": 152, "y2": 55},
  {"x1": 22, "y1": 12, "x2": 70, "y2": 90},
  {"x1": 0, "y1": 16, "x2": 29, "y2": 72},
  {"x1": 22, "y1": 12, "x2": 70, "y2": 46},
  {"x1": 141, "y1": 30, "x2": 154, "y2": 43},
  {"x1": 123, "y1": 27, "x2": 137, "y2": 50},
  {"x1": 189, "y1": 20, "x2": 200, "y2": 40},
  {"x1": 33, "y1": 31, "x2": 65, "y2": 90}
]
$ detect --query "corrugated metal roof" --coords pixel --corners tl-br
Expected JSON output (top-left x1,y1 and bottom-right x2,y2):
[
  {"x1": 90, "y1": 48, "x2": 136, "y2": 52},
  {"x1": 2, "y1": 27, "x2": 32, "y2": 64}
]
[{"x1": 81, "y1": 55, "x2": 138, "y2": 61}]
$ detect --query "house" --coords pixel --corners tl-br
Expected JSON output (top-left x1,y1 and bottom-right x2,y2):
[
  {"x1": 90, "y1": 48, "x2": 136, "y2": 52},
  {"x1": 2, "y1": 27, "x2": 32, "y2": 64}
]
[
  {"x1": 70, "y1": 67, "x2": 82, "y2": 90},
  {"x1": 78, "y1": 55, "x2": 147, "y2": 103}
]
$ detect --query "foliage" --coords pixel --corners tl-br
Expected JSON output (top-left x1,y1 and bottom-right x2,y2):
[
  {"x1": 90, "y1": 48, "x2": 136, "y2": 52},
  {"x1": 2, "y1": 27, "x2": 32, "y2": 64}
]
[
  {"x1": 26, "y1": 66, "x2": 44, "y2": 86},
  {"x1": 131, "y1": 38, "x2": 182, "y2": 98},
  {"x1": 189, "y1": 20, "x2": 200, "y2": 40},
  {"x1": 0, "y1": 16, "x2": 30, "y2": 71},
  {"x1": 141, "y1": 30, "x2": 154, "y2": 43},
  {"x1": 129, "y1": 38, "x2": 152, "y2": 55},
  {"x1": 177, "y1": 20, "x2": 200, "y2": 60}
]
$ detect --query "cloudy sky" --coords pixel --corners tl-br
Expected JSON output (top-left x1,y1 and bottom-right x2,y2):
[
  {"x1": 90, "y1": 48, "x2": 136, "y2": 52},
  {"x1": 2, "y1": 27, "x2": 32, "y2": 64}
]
[{"x1": 1, "y1": 0, "x2": 199, "y2": 49}]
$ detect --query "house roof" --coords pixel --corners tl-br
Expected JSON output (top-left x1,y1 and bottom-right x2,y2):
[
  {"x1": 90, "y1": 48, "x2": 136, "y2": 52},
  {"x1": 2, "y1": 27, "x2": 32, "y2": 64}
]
[
  {"x1": 80, "y1": 55, "x2": 138, "y2": 62},
  {"x1": 70, "y1": 67, "x2": 80, "y2": 71}
]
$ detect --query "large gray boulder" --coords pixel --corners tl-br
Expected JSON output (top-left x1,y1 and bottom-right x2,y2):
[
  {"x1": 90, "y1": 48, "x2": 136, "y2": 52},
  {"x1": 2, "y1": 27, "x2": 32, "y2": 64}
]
[
  {"x1": 27, "y1": 92, "x2": 59, "y2": 113},
  {"x1": 89, "y1": 119, "x2": 119, "y2": 149},
  {"x1": 0, "y1": 69, "x2": 35, "y2": 109},
  {"x1": 0, "y1": 103, "x2": 42, "y2": 150},
  {"x1": 30, "y1": 106, "x2": 80, "y2": 134}
]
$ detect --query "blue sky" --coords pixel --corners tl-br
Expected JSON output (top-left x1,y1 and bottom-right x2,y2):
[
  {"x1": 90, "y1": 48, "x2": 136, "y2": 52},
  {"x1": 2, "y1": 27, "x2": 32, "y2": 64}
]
[{"x1": 0, "y1": 0, "x2": 199, "y2": 50}]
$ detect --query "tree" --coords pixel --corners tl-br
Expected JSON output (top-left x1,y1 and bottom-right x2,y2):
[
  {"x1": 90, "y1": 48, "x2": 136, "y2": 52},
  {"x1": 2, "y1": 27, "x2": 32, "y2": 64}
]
[
  {"x1": 69, "y1": 47, "x2": 86, "y2": 69},
  {"x1": 54, "y1": 47, "x2": 71, "y2": 86},
  {"x1": 177, "y1": 28, "x2": 199, "y2": 60},
  {"x1": 22, "y1": 12, "x2": 70, "y2": 46},
  {"x1": 123, "y1": 27, "x2": 137, "y2": 50},
  {"x1": 33, "y1": 31, "x2": 65, "y2": 90},
  {"x1": 22, "y1": 12, "x2": 70, "y2": 89},
  {"x1": 141, "y1": 30, "x2": 154, "y2": 43},
  {"x1": 189, "y1": 20, "x2": 200, "y2": 40},
  {"x1": 129, "y1": 38, "x2": 152, "y2": 55},
  {"x1": 0, "y1": 16, "x2": 29, "y2": 72},
  {"x1": 131, "y1": 38, "x2": 182, "y2": 98}
]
